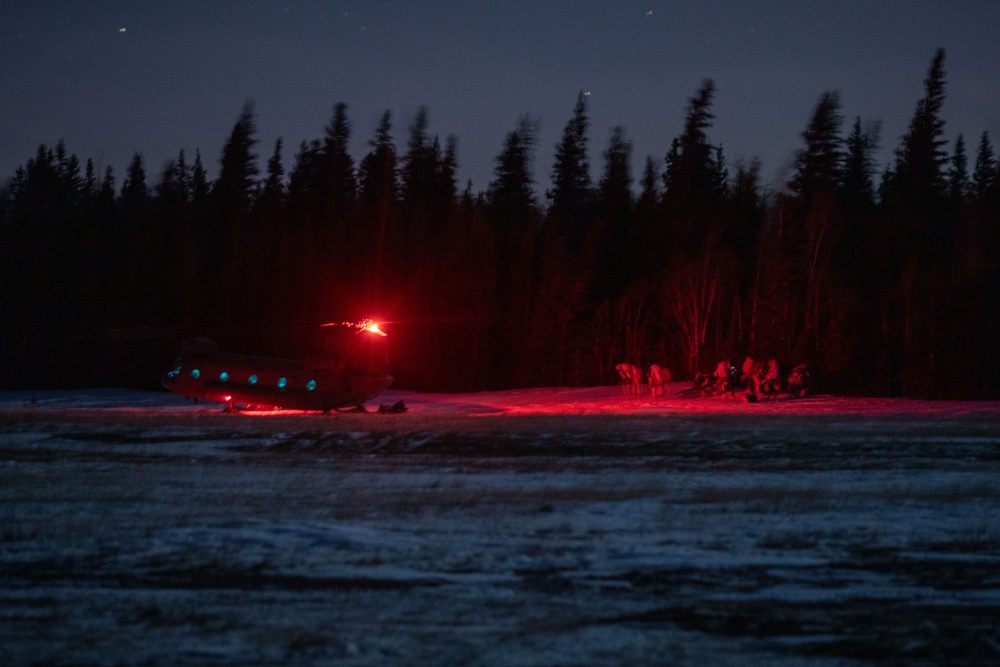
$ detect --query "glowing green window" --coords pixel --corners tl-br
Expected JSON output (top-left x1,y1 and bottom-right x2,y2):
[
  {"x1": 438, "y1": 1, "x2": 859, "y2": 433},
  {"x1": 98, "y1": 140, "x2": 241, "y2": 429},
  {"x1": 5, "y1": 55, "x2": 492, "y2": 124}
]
[
  {"x1": 306, "y1": 379, "x2": 317, "y2": 391},
  {"x1": 220, "y1": 372, "x2": 229, "y2": 382},
  {"x1": 277, "y1": 377, "x2": 287, "y2": 389},
  {"x1": 191, "y1": 368, "x2": 201, "y2": 379},
  {"x1": 248, "y1": 374, "x2": 258, "y2": 385}
]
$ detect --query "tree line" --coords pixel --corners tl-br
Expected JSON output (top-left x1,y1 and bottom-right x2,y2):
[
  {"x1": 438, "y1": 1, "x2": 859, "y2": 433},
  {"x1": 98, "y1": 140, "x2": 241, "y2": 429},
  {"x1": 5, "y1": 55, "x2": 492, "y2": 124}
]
[{"x1": 3, "y1": 49, "x2": 999, "y2": 397}]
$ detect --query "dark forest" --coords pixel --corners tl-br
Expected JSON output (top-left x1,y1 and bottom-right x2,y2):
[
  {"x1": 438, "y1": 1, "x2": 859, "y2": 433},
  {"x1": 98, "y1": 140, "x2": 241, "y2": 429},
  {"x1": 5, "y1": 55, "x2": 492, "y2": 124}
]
[{"x1": 3, "y1": 49, "x2": 999, "y2": 398}]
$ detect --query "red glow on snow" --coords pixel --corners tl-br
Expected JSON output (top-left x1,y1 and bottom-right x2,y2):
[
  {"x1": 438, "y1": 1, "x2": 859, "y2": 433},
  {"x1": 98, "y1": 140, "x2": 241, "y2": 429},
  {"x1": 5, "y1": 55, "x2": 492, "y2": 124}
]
[
  {"x1": 11, "y1": 385, "x2": 1000, "y2": 420},
  {"x1": 216, "y1": 387, "x2": 1000, "y2": 419}
]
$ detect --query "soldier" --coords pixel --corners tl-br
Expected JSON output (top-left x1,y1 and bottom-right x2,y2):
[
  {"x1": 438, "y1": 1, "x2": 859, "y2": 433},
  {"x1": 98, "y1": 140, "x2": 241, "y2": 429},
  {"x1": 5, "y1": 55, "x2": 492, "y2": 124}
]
[
  {"x1": 760, "y1": 359, "x2": 783, "y2": 398},
  {"x1": 648, "y1": 364, "x2": 664, "y2": 398},
  {"x1": 616, "y1": 363, "x2": 643, "y2": 399},
  {"x1": 714, "y1": 360, "x2": 737, "y2": 398},
  {"x1": 629, "y1": 364, "x2": 644, "y2": 398},
  {"x1": 741, "y1": 355, "x2": 758, "y2": 386},
  {"x1": 695, "y1": 372, "x2": 713, "y2": 396},
  {"x1": 788, "y1": 364, "x2": 811, "y2": 398},
  {"x1": 615, "y1": 363, "x2": 632, "y2": 398}
]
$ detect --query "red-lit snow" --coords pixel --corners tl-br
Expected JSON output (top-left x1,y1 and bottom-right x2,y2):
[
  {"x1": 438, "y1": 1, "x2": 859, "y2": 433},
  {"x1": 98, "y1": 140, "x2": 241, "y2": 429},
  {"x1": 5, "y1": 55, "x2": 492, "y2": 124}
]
[
  {"x1": 4, "y1": 382, "x2": 1000, "y2": 420},
  {"x1": 2, "y1": 385, "x2": 999, "y2": 665}
]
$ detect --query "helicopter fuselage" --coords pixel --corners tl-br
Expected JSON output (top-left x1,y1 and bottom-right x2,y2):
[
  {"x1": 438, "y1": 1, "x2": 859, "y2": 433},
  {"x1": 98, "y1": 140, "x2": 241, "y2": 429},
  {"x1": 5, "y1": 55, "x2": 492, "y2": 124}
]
[{"x1": 162, "y1": 351, "x2": 393, "y2": 411}]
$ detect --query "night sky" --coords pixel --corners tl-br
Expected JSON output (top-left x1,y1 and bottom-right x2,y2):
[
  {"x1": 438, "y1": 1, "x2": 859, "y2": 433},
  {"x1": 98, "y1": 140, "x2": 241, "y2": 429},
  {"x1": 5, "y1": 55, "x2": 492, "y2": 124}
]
[{"x1": 3, "y1": 0, "x2": 999, "y2": 193}]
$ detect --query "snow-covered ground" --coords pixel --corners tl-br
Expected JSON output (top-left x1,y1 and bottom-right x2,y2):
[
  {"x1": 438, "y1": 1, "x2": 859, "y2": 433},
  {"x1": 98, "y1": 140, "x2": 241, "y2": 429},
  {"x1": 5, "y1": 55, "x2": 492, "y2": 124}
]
[{"x1": 2, "y1": 385, "x2": 1000, "y2": 665}]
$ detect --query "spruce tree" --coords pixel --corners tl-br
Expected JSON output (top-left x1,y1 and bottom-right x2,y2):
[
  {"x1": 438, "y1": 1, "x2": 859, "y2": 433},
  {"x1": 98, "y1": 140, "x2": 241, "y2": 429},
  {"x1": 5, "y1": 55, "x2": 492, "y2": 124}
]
[
  {"x1": 437, "y1": 135, "x2": 459, "y2": 206},
  {"x1": 637, "y1": 155, "x2": 659, "y2": 211},
  {"x1": 97, "y1": 166, "x2": 116, "y2": 213},
  {"x1": 881, "y1": 49, "x2": 952, "y2": 395},
  {"x1": 594, "y1": 126, "x2": 634, "y2": 298},
  {"x1": 971, "y1": 131, "x2": 996, "y2": 202},
  {"x1": 889, "y1": 48, "x2": 949, "y2": 207},
  {"x1": 547, "y1": 91, "x2": 592, "y2": 222},
  {"x1": 663, "y1": 79, "x2": 718, "y2": 210},
  {"x1": 320, "y1": 102, "x2": 356, "y2": 221},
  {"x1": 948, "y1": 134, "x2": 969, "y2": 204},
  {"x1": 840, "y1": 117, "x2": 880, "y2": 214},
  {"x1": 288, "y1": 139, "x2": 321, "y2": 219},
  {"x1": 190, "y1": 150, "x2": 210, "y2": 207},
  {"x1": 400, "y1": 106, "x2": 437, "y2": 209},
  {"x1": 660, "y1": 79, "x2": 725, "y2": 264},
  {"x1": 486, "y1": 115, "x2": 538, "y2": 226},
  {"x1": 710, "y1": 145, "x2": 728, "y2": 199},
  {"x1": 175, "y1": 149, "x2": 190, "y2": 202},
  {"x1": 789, "y1": 91, "x2": 843, "y2": 203},
  {"x1": 254, "y1": 138, "x2": 287, "y2": 228},
  {"x1": 776, "y1": 90, "x2": 850, "y2": 372},
  {"x1": 260, "y1": 138, "x2": 286, "y2": 202},
  {"x1": 629, "y1": 155, "x2": 664, "y2": 282},
  {"x1": 55, "y1": 141, "x2": 83, "y2": 216},
  {"x1": 82, "y1": 158, "x2": 97, "y2": 205},
  {"x1": 358, "y1": 111, "x2": 398, "y2": 209},
  {"x1": 597, "y1": 126, "x2": 633, "y2": 222},
  {"x1": 213, "y1": 100, "x2": 259, "y2": 218},
  {"x1": 119, "y1": 152, "x2": 150, "y2": 217},
  {"x1": 154, "y1": 158, "x2": 180, "y2": 204},
  {"x1": 357, "y1": 110, "x2": 398, "y2": 295}
]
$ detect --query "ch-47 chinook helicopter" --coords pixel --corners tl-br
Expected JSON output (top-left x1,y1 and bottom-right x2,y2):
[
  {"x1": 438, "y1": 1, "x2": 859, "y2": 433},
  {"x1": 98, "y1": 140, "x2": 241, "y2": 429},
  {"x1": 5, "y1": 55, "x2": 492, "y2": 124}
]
[{"x1": 161, "y1": 319, "x2": 393, "y2": 412}]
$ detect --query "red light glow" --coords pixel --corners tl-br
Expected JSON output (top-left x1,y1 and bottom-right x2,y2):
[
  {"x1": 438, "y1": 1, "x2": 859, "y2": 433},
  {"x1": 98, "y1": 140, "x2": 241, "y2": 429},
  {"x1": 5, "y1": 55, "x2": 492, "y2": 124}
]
[{"x1": 318, "y1": 318, "x2": 387, "y2": 335}]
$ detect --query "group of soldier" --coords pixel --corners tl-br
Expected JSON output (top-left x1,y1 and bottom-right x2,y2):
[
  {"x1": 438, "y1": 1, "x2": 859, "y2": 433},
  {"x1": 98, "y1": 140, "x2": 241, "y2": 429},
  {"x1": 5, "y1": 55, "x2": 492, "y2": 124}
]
[
  {"x1": 695, "y1": 357, "x2": 812, "y2": 401},
  {"x1": 616, "y1": 357, "x2": 812, "y2": 401},
  {"x1": 615, "y1": 363, "x2": 670, "y2": 399}
]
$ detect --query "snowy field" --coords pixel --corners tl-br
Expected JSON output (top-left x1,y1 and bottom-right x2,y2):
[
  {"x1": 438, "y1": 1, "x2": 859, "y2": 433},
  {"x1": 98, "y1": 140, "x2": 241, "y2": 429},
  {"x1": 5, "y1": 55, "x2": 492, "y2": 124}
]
[{"x1": 2, "y1": 384, "x2": 1000, "y2": 666}]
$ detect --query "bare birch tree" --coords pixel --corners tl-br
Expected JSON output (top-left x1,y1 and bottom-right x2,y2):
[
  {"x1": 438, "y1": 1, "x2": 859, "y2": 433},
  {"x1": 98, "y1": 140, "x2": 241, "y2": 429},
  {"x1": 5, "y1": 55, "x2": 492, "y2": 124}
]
[{"x1": 663, "y1": 253, "x2": 721, "y2": 378}]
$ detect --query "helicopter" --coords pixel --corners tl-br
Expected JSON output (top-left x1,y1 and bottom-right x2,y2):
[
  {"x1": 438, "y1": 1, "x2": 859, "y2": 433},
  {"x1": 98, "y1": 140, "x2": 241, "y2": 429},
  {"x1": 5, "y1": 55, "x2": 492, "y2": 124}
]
[{"x1": 161, "y1": 319, "x2": 393, "y2": 412}]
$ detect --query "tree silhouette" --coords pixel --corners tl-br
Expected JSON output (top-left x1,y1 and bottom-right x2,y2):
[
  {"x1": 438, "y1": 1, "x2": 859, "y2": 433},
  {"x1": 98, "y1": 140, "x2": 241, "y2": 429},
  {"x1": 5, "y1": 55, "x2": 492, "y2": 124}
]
[
  {"x1": 3, "y1": 48, "x2": 999, "y2": 397},
  {"x1": 213, "y1": 100, "x2": 259, "y2": 222},
  {"x1": 889, "y1": 49, "x2": 949, "y2": 209},
  {"x1": 357, "y1": 110, "x2": 398, "y2": 305},
  {"x1": 662, "y1": 79, "x2": 725, "y2": 259},
  {"x1": 119, "y1": 152, "x2": 150, "y2": 217},
  {"x1": 593, "y1": 125, "x2": 634, "y2": 299},
  {"x1": 840, "y1": 117, "x2": 880, "y2": 215},
  {"x1": 258, "y1": 138, "x2": 287, "y2": 211},
  {"x1": 948, "y1": 134, "x2": 970, "y2": 205},
  {"x1": 358, "y1": 111, "x2": 398, "y2": 211},
  {"x1": 663, "y1": 79, "x2": 719, "y2": 210},
  {"x1": 487, "y1": 115, "x2": 538, "y2": 227},
  {"x1": 320, "y1": 102, "x2": 357, "y2": 225},
  {"x1": 547, "y1": 91, "x2": 593, "y2": 247},
  {"x1": 971, "y1": 132, "x2": 996, "y2": 203},
  {"x1": 789, "y1": 91, "x2": 843, "y2": 204},
  {"x1": 400, "y1": 107, "x2": 436, "y2": 211}
]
